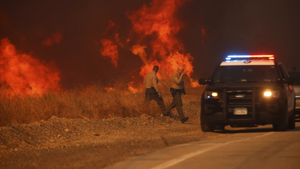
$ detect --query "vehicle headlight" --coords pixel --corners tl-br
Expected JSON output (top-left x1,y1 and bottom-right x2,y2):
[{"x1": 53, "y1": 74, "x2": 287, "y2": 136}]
[
  {"x1": 264, "y1": 91, "x2": 272, "y2": 97},
  {"x1": 205, "y1": 91, "x2": 219, "y2": 99},
  {"x1": 263, "y1": 90, "x2": 279, "y2": 98}
]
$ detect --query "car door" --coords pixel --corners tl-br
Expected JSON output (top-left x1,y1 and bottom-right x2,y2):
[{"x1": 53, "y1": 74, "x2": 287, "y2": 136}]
[{"x1": 278, "y1": 63, "x2": 295, "y2": 113}]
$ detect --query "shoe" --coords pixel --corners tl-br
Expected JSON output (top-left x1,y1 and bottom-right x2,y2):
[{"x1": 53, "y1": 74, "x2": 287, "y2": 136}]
[
  {"x1": 163, "y1": 112, "x2": 170, "y2": 116},
  {"x1": 181, "y1": 117, "x2": 189, "y2": 123}
]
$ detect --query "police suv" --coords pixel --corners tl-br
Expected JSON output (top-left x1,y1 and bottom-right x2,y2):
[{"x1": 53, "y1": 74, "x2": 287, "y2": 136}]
[{"x1": 199, "y1": 55, "x2": 295, "y2": 132}]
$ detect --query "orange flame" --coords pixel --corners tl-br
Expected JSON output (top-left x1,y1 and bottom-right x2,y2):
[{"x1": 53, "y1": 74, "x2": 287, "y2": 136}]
[
  {"x1": 127, "y1": 0, "x2": 200, "y2": 87},
  {"x1": 100, "y1": 39, "x2": 119, "y2": 67},
  {"x1": 104, "y1": 87, "x2": 115, "y2": 92},
  {"x1": 100, "y1": 0, "x2": 200, "y2": 92},
  {"x1": 0, "y1": 38, "x2": 61, "y2": 95},
  {"x1": 128, "y1": 82, "x2": 139, "y2": 93},
  {"x1": 130, "y1": 44, "x2": 148, "y2": 65},
  {"x1": 42, "y1": 31, "x2": 62, "y2": 46}
]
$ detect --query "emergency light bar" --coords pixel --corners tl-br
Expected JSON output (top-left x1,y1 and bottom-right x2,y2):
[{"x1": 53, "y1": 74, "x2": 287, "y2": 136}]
[{"x1": 226, "y1": 55, "x2": 274, "y2": 60}]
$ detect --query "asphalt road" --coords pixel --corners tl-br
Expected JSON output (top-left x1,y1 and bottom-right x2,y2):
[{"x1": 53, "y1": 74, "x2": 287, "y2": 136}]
[{"x1": 106, "y1": 118, "x2": 300, "y2": 169}]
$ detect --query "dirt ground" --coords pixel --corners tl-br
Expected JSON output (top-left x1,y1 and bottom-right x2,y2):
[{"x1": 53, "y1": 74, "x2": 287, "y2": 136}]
[{"x1": 0, "y1": 95, "x2": 228, "y2": 169}]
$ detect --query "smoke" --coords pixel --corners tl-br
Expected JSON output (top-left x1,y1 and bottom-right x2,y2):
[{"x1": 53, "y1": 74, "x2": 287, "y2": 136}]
[
  {"x1": 0, "y1": 11, "x2": 9, "y2": 30},
  {"x1": 42, "y1": 31, "x2": 62, "y2": 46}
]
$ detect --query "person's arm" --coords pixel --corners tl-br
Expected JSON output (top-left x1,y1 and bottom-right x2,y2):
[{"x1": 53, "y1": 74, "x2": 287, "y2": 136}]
[
  {"x1": 152, "y1": 77, "x2": 161, "y2": 94},
  {"x1": 173, "y1": 73, "x2": 183, "y2": 84}
]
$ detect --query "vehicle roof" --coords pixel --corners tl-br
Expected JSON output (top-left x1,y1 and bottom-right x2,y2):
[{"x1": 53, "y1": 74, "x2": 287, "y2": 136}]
[{"x1": 220, "y1": 60, "x2": 275, "y2": 66}]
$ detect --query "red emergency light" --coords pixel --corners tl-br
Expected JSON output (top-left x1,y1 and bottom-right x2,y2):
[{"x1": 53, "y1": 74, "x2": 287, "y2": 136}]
[{"x1": 226, "y1": 55, "x2": 274, "y2": 60}]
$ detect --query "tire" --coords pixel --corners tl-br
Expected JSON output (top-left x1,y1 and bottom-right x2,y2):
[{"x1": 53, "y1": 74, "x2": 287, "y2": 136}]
[
  {"x1": 273, "y1": 104, "x2": 288, "y2": 131},
  {"x1": 200, "y1": 113, "x2": 214, "y2": 132},
  {"x1": 288, "y1": 112, "x2": 296, "y2": 129},
  {"x1": 215, "y1": 125, "x2": 225, "y2": 131},
  {"x1": 220, "y1": 125, "x2": 225, "y2": 131},
  {"x1": 201, "y1": 123, "x2": 215, "y2": 132}
]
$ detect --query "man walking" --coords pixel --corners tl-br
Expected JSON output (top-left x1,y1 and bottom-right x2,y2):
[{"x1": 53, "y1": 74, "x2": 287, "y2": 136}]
[
  {"x1": 144, "y1": 65, "x2": 167, "y2": 115},
  {"x1": 165, "y1": 66, "x2": 189, "y2": 123}
]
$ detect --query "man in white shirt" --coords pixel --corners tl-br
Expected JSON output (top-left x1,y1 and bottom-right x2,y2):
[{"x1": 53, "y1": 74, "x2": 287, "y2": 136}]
[{"x1": 144, "y1": 65, "x2": 167, "y2": 115}]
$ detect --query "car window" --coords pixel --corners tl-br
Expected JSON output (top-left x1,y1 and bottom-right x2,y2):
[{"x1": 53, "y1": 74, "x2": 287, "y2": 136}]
[
  {"x1": 279, "y1": 64, "x2": 289, "y2": 79},
  {"x1": 212, "y1": 66, "x2": 279, "y2": 83}
]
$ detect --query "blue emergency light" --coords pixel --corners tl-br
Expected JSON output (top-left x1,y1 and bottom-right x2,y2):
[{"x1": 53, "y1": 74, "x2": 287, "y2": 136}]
[{"x1": 226, "y1": 55, "x2": 274, "y2": 61}]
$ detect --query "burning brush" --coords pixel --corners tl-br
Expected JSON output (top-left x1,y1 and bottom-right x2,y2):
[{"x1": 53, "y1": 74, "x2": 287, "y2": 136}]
[{"x1": 100, "y1": 0, "x2": 200, "y2": 93}]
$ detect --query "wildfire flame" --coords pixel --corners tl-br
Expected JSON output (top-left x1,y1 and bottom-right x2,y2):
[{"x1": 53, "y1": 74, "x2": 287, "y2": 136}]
[
  {"x1": 100, "y1": 39, "x2": 119, "y2": 67},
  {"x1": 0, "y1": 38, "x2": 61, "y2": 95},
  {"x1": 104, "y1": 87, "x2": 115, "y2": 92},
  {"x1": 130, "y1": 44, "x2": 148, "y2": 65},
  {"x1": 102, "y1": 0, "x2": 200, "y2": 93},
  {"x1": 128, "y1": 82, "x2": 141, "y2": 93},
  {"x1": 126, "y1": 0, "x2": 200, "y2": 87}
]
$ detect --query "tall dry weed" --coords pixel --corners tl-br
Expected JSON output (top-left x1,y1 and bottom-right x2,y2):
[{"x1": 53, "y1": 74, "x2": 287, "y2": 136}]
[
  {"x1": 0, "y1": 84, "x2": 159, "y2": 126},
  {"x1": 0, "y1": 83, "x2": 206, "y2": 127}
]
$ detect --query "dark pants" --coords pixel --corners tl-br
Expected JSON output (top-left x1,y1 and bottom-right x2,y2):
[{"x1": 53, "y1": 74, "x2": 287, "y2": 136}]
[
  {"x1": 145, "y1": 88, "x2": 166, "y2": 114},
  {"x1": 165, "y1": 89, "x2": 185, "y2": 119}
]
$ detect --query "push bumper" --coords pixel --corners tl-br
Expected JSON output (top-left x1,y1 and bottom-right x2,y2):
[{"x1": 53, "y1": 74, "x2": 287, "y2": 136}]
[
  {"x1": 202, "y1": 90, "x2": 283, "y2": 127},
  {"x1": 202, "y1": 110, "x2": 283, "y2": 127}
]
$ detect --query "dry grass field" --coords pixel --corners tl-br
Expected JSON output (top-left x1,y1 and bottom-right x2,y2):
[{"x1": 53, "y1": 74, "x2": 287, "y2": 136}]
[{"x1": 0, "y1": 84, "x2": 206, "y2": 127}]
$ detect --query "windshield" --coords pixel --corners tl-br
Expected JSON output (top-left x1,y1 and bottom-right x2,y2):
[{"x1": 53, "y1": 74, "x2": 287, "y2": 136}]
[
  {"x1": 212, "y1": 66, "x2": 279, "y2": 83},
  {"x1": 288, "y1": 72, "x2": 300, "y2": 85}
]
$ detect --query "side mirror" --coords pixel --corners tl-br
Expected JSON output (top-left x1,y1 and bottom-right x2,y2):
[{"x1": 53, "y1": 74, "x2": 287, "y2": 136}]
[
  {"x1": 199, "y1": 78, "x2": 210, "y2": 85},
  {"x1": 286, "y1": 77, "x2": 294, "y2": 84}
]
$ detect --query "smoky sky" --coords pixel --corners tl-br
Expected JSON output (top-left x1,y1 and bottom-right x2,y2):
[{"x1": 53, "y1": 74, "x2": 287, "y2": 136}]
[{"x1": 1, "y1": 0, "x2": 299, "y2": 88}]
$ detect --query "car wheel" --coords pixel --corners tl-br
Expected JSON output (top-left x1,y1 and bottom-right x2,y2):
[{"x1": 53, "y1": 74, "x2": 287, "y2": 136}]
[
  {"x1": 201, "y1": 123, "x2": 215, "y2": 132},
  {"x1": 273, "y1": 104, "x2": 288, "y2": 131},
  {"x1": 215, "y1": 125, "x2": 225, "y2": 131},
  {"x1": 220, "y1": 125, "x2": 225, "y2": 131},
  {"x1": 200, "y1": 114, "x2": 214, "y2": 132},
  {"x1": 288, "y1": 112, "x2": 296, "y2": 129}
]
